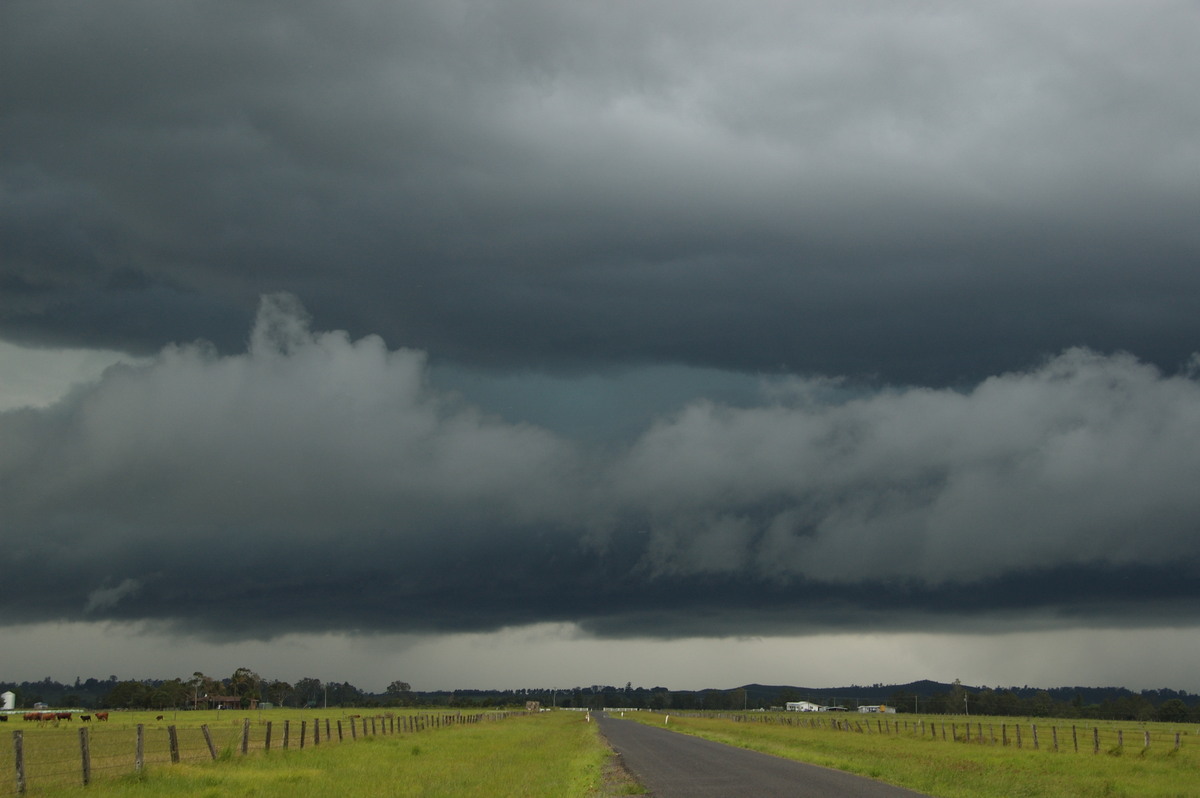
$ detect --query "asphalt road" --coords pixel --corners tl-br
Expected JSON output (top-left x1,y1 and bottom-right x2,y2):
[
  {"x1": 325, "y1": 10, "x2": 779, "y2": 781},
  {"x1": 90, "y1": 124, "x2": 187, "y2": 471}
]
[{"x1": 596, "y1": 713, "x2": 933, "y2": 798}]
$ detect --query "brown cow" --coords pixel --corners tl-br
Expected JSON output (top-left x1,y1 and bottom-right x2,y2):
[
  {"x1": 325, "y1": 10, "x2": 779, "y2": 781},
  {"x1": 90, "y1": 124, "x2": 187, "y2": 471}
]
[
  {"x1": 56, "y1": 712, "x2": 72, "y2": 721},
  {"x1": 95, "y1": 712, "x2": 109, "y2": 721},
  {"x1": 23, "y1": 713, "x2": 38, "y2": 722}
]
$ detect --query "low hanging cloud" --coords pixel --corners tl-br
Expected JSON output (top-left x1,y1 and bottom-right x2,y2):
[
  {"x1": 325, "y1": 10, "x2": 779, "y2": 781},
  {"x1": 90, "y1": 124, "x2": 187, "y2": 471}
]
[
  {"x1": 615, "y1": 349, "x2": 1200, "y2": 589},
  {"x1": 84, "y1": 578, "x2": 142, "y2": 613},
  {"x1": 3, "y1": 295, "x2": 1200, "y2": 639}
]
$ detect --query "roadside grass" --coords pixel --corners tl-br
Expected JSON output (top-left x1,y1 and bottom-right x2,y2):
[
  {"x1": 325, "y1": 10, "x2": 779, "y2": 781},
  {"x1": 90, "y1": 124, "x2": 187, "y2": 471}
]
[
  {"x1": 7, "y1": 710, "x2": 613, "y2": 798},
  {"x1": 622, "y1": 712, "x2": 1200, "y2": 798}
]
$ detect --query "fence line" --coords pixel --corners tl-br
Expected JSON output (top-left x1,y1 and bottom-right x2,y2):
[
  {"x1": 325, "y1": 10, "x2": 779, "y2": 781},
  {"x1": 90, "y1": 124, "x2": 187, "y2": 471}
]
[
  {"x1": 5, "y1": 711, "x2": 520, "y2": 795},
  {"x1": 667, "y1": 711, "x2": 1192, "y2": 758}
]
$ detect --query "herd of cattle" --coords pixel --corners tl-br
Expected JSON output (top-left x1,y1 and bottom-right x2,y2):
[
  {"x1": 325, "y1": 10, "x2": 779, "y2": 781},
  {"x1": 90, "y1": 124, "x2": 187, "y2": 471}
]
[{"x1": 3, "y1": 711, "x2": 111, "y2": 724}]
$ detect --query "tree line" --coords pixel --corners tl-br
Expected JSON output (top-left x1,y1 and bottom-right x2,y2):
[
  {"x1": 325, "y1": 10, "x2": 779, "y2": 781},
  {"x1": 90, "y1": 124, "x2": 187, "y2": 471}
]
[
  {"x1": 4, "y1": 674, "x2": 1200, "y2": 721},
  {"x1": 0, "y1": 670, "x2": 412, "y2": 711}
]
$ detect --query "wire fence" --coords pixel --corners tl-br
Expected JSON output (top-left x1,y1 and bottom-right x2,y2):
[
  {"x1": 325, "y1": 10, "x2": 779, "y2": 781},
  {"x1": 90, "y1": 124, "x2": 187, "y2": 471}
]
[
  {"x1": 675, "y1": 710, "x2": 1194, "y2": 755},
  {"x1": 1, "y1": 711, "x2": 518, "y2": 795}
]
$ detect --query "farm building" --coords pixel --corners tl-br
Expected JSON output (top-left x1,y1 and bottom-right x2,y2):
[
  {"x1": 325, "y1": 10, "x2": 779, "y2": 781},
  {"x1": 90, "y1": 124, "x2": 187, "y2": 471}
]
[
  {"x1": 858, "y1": 705, "x2": 896, "y2": 714},
  {"x1": 201, "y1": 695, "x2": 258, "y2": 710},
  {"x1": 785, "y1": 701, "x2": 824, "y2": 712}
]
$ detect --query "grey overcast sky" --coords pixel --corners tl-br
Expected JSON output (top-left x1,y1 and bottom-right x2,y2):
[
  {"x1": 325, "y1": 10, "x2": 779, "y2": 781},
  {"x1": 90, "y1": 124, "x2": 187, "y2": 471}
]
[{"x1": 3, "y1": 0, "x2": 1200, "y2": 693}]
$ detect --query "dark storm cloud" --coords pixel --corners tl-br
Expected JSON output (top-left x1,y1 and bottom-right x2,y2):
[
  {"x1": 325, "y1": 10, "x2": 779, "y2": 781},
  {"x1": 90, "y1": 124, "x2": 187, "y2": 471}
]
[
  {"x1": 3, "y1": 1, "x2": 1199, "y2": 382},
  {"x1": 4, "y1": 296, "x2": 1200, "y2": 639}
]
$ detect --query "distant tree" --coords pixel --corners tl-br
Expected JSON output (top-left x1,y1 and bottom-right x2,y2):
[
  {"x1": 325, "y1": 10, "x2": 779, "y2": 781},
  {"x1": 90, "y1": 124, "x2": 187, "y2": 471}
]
[
  {"x1": 104, "y1": 680, "x2": 150, "y2": 708},
  {"x1": 1157, "y1": 698, "x2": 1190, "y2": 723},
  {"x1": 264, "y1": 680, "x2": 294, "y2": 707},
  {"x1": 156, "y1": 680, "x2": 189, "y2": 708},
  {"x1": 229, "y1": 667, "x2": 261, "y2": 699},
  {"x1": 327, "y1": 681, "x2": 365, "y2": 707},
  {"x1": 386, "y1": 680, "x2": 412, "y2": 695},
  {"x1": 186, "y1": 672, "x2": 221, "y2": 707},
  {"x1": 294, "y1": 677, "x2": 323, "y2": 707},
  {"x1": 147, "y1": 688, "x2": 172, "y2": 709},
  {"x1": 1029, "y1": 691, "x2": 1055, "y2": 717}
]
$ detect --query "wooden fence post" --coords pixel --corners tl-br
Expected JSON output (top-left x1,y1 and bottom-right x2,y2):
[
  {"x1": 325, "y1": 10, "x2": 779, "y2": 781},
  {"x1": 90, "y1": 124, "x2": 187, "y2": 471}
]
[
  {"x1": 337, "y1": 720, "x2": 343, "y2": 742},
  {"x1": 1032, "y1": 724, "x2": 1039, "y2": 750},
  {"x1": 283, "y1": 719, "x2": 290, "y2": 749},
  {"x1": 265, "y1": 721, "x2": 272, "y2": 752},
  {"x1": 1144, "y1": 730, "x2": 1150, "y2": 749},
  {"x1": 13, "y1": 730, "x2": 26, "y2": 795},
  {"x1": 136, "y1": 724, "x2": 145, "y2": 771},
  {"x1": 1093, "y1": 727, "x2": 1100, "y2": 754},
  {"x1": 313, "y1": 717, "x2": 320, "y2": 746},
  {"x1": 167, "y1": 726, "x2": 180, "y2": 764},
  {"x1": 1118, "y1": 729, "x2": 1124, "y2": 748},
  {"x1": 350, "y1": 718, "x2": 357, "y2": 740},
  {"x1": 241, "y1": 718, "x2": 250, "y2": 755},
  {"x1": 79, "y1": 726, "x2": 91, "y2": 786},
  {"x1": 300, "y1": 720, "x2": 307, "y2": 749},
  {"x1": 1176, "y1": 732, "x2": 1181, "y2": 751},
  {"x1": 201, "y1": 725, "x2": 217, "y2": 759},
  {"x1": 1015, "y1": 724, "x2": 1022, "y2": 749},
  {"x1": 1072, "y1": 725, "x2": 1078, "y2": 753},
  {"x1": 326, "y1": 719, "x2": 332, "y2": 741}
]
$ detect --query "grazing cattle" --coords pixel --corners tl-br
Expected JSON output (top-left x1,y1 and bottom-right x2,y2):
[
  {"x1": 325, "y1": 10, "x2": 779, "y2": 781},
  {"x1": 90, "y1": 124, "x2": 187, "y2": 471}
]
[
  {"x1": 95, "y1": 712, "x2": 109, "y2": 722},
  {"x1": 80, "y1": 715, "x2": 91, "y2": 722},
  {"x1": 23, "y1": 713, "x2": 39, "y2": 722},
  {"x1": 56, "y1": 712, "x2": 72, "y2": 721},
  {"x1": 155, "y1": 715, "x2": 164, "y2": 721},
  {"x1": 0, "y1": 715, "x2": 7, "y2": 722}
]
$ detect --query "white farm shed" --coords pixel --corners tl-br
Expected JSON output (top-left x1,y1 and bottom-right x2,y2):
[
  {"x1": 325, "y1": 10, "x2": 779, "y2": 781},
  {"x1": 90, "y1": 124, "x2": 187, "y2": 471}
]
[{"x1": 785, "y1": 701, "x2": 824, "y2": 712}]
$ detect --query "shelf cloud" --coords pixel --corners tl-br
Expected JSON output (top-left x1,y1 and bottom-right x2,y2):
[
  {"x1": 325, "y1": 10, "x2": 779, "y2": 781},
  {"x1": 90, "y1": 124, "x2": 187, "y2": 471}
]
[{"x1": 3, "y1": 0, "x2": 1199, "y2": 689}]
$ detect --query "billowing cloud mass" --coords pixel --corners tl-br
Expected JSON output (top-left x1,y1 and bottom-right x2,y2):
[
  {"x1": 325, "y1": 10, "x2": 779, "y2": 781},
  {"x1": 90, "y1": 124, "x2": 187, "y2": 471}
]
[
  {"x1": 2, "y1": 1, "x2": 1200, "y2": 687},
  {"x1": 4, "y1": 295, "x2": 1200, "y2": 641}
]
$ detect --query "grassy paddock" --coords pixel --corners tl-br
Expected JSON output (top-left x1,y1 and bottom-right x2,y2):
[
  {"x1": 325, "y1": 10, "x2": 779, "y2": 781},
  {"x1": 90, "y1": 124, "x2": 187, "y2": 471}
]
[
  {"x1": 2, "y1": 709, "x2": 611, "y2": 797},
  {"x1": 622, "y1": 711, "x2": 1200, "y2": 797}
]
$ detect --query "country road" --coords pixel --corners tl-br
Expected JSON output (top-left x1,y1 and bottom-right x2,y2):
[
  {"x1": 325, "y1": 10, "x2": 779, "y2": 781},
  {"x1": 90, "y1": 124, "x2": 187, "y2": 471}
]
[{"x1": 596, "y1": 713, "x2": 933, "y2": 798}]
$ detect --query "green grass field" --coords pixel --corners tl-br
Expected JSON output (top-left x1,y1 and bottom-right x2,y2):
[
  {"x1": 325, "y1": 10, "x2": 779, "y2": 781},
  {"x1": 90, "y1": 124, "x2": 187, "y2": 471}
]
[
  {"x1": 1, "y1": 709, "x2": 615, "y2": 797},
  {"x1": 621, "y1": 710, "x2": 1200, "y2": 797},
  {"x1": 14, "y1": 707, "x2": 1199, "y2": 797}
]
